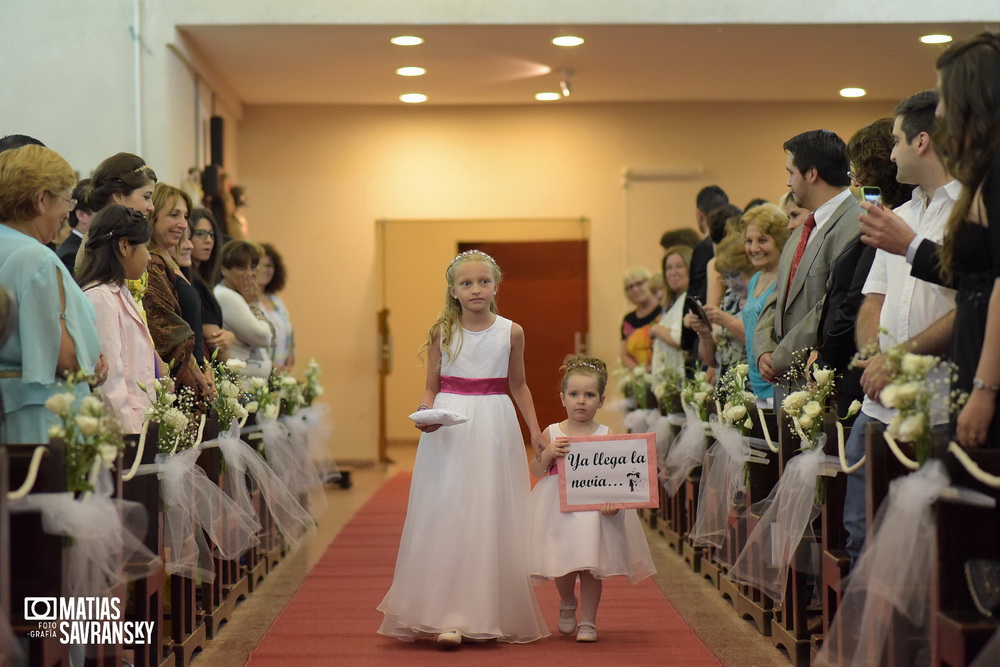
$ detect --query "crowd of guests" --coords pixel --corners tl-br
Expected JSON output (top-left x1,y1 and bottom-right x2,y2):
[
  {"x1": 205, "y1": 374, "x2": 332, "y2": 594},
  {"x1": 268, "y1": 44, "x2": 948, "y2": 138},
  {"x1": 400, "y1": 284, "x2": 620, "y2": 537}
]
[
  {"x1": 619, "y1": 31, "x2": 1000, "y2": 568},
  {"x1": 0, "y1": 141, "x2": 296, "y2": 444}
]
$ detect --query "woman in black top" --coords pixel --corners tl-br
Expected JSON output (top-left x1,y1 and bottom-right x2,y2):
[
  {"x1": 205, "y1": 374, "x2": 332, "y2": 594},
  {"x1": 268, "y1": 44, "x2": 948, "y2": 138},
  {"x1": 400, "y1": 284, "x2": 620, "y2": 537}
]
[
  {"x1": 189, "y1": 208, "x2": 235, "y2": 361},
  {"x1": 859, "y1": 31, "x2": 1000, "y2": 448},
  {"x1": 620, "y1": 266, "x2": 662, "y2": 369}
]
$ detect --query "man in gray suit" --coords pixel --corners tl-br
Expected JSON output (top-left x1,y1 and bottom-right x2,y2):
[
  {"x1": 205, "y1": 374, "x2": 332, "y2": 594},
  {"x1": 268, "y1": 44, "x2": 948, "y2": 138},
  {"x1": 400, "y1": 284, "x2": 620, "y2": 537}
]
[{"x1": 755, "y1": 130, "x2": 862, "y2": 383}]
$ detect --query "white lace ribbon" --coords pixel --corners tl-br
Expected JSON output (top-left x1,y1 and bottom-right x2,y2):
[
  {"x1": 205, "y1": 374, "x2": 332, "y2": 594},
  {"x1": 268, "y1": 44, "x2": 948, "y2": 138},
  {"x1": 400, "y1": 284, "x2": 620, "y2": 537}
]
[{"x1": 689, "y1": 422, "x2": 752, "y2": 550}]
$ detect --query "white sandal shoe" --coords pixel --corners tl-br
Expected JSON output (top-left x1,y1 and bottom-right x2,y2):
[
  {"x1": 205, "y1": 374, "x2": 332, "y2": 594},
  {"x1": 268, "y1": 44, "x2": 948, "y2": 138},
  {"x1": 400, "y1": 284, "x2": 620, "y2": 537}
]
[
  {"x1": 557, "y1": 600, "x2": 578, "y2": 635},
  {"x1": 576, "y1": 622, "x2": 598, "y2": 642},
  {"x1": 436, "y1": 629, "x2": 462, "y2": 646}
]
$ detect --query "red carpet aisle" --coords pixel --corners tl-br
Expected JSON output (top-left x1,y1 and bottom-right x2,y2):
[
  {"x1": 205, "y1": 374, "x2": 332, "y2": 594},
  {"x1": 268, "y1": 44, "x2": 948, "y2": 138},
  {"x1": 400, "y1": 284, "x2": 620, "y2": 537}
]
[{"x1": 246, "y1": 473, "x2": 720, "y2": 666}]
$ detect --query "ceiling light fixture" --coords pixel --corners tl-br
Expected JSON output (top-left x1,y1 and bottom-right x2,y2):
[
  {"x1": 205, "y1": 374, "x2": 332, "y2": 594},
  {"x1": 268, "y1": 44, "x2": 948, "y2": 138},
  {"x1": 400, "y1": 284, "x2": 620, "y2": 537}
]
[
  {"x1": 535, "y1": 92, "x2": 560, "y2": 101},
  {"x1": 919, "y1": 34, "x2": 953, "y2": 44},
  {"x1": 390, "y1": 35, "x2": 423, "y2": 46},
  {"x1": 552, "y1": 35, "x2": 584, "y2": 47},
  {"x1": 839, "y1": 87, "x2": 867, "y2": 98},
  {"x1": 400, "y1": 93, "x2": 427, "y2": 103},
  {"x1": 396, "y1": 66, "x2": 426, "y2": 77}
]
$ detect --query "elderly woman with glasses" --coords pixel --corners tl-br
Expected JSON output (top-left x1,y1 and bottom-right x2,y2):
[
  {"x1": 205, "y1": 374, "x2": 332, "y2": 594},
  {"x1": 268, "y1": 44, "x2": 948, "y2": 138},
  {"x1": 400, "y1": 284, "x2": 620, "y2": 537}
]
[
  {"x1": 0, "y1": 144, "x2": 106, "y2": 443},
  {"x1": 620, "y1": 266, "x2": 662, "y2": 369}
]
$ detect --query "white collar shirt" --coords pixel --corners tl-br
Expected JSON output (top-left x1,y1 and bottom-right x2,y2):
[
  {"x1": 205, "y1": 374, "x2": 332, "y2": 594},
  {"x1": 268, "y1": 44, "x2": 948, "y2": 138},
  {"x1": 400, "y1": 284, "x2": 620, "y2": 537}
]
[{"x1": 805, "y1": 188, "x2": 854, "y2": 249}]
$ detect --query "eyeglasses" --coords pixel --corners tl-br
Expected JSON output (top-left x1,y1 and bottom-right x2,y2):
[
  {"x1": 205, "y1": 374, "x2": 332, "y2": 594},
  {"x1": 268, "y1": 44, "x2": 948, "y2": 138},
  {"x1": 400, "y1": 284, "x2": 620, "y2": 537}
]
[
  {"x1": 192, "y1": 229, "x2": 216, "y2": 239},
  {"x1": 847, "y1": 170, "x2": 859, "y2": 183},
  {"x1": 55, "y1": 194, "x2": 77, "y2": 211}
]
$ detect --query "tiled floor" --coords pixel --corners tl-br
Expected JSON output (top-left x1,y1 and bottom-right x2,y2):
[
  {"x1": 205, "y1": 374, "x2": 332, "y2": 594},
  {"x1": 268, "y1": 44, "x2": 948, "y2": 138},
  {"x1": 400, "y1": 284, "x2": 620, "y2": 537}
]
[{"x1": 191, "y1": 443, "x2": 785, "y2": 666}]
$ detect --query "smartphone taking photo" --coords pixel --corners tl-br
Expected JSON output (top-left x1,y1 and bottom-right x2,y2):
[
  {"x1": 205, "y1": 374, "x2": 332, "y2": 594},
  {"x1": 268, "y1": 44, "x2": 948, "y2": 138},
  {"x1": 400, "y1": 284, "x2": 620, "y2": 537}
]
[{"x1": 861, "y1": 186, "x2": 883, "y2": 209}]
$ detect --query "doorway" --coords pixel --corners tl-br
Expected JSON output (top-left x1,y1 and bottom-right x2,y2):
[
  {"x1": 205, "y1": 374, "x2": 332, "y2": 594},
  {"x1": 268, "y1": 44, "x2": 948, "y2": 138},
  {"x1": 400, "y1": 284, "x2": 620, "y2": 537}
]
[{"x1": 377, "y1": 218, "x2": 589, "y2": 461}]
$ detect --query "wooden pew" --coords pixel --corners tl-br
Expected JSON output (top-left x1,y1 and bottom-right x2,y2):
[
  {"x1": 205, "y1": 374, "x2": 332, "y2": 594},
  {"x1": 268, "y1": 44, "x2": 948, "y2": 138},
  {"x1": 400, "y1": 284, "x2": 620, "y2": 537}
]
[
  {"x1": 660, "y1": 418, "x2": 687, "y2": 557},
  {"x1": 933, "y1": 446, "x2": 1000, "y2": 667},
  {"x1": 8, "y1": 442, "x2": 69, "y2": 666},
  {"x1": 813, "y1": 424, "x2": 851, "y2": 662}
]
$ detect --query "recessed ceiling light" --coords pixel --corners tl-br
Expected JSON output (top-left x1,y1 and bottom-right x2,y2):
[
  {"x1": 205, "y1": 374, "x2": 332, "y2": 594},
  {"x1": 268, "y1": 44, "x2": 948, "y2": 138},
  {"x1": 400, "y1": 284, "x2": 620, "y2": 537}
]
[
  {"x1": 535, "y1": 92, "x2": 561, "y2": 101},
  {"x1": 390, "y1": 36, "x2": 423, "y2": 46},
  {"x1": 400, "y1": 93, "x2": 427, "y2": 104},
  {"x1": 920, "y1": 34, "x2": 953, "y2": 44},
  {"x1": 552, "y1": 35, "x2": 584, "y2": 47},
  {"x1": 839, "y1": 87, "x2": 867, "y2": 98},
  {"x1": 396, "y1": 67, "x2": 426, "y2": 77}
]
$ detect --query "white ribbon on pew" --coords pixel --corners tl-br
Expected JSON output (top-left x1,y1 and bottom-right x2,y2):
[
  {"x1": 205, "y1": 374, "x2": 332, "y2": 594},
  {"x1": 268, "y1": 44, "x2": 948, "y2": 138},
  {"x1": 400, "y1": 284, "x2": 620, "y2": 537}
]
[
  {"x1": 157, "y1": 448, "x2": 260, "y2": 582},
  {"x1": 623, "y1": 408, "x2": 656, "y2": 434},
  {"x1": 282, "y1": 404, "x2": 341, "y2": 486},
  {"x1": 662, "y1": 404, "x2": 710, "y2": 496},
  {"x1": 689, "y1": 422, "x2": 751, "y2": 551},
  {"x1": 9, "y1": 467, "x2": 160, "y2": 597},
  {"x1": 6, "y1": 445, "x2": 48, "y2": 500},
  {"x1": 218, "y1": 420, "x2": 316, "y2": 550},
  {"x1": 817, "y1": 461, "x2": 949, "y2": 665},
  {"x1": 729, "y1": 442, "x2": 832, "y2": 601},
  {"x1": 882, "y1": 432, "x2": 920, "y2": 471},
  {"x1": 946, "y1": 441, "x2": 1000, "y2": 488},
  {"x1": 756, "y1": 407, "x2": 779, "y2": 453},
  {"x1": 651, "y1": 412, "x2": 681, "y2": 463},
  {"x1": 837, "y1": 421, "x2": 865, "y2": 473},
  {"x1": 261, "y1": 417, "x2": 327, "y2": 516}
]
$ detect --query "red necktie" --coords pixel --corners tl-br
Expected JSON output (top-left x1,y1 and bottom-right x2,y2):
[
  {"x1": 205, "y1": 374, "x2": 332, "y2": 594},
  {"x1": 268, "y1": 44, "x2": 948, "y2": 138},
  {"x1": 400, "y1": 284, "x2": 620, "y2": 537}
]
[{"x1": 786, "y1": 213, "x2": 817, "y2": 292}]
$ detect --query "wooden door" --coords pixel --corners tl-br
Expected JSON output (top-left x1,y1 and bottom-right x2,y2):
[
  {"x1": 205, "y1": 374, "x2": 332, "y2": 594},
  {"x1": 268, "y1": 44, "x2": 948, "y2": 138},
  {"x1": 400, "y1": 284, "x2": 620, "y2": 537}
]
[{"x1": 458, "y1": 240, "x2": 589, "y2": 444}]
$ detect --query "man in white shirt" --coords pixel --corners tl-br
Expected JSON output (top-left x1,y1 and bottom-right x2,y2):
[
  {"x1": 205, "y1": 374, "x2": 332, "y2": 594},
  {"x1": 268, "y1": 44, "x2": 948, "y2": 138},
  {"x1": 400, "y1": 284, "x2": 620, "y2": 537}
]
[{"x1": 844, "y1": 90, "x2": 959, "y2": 565}]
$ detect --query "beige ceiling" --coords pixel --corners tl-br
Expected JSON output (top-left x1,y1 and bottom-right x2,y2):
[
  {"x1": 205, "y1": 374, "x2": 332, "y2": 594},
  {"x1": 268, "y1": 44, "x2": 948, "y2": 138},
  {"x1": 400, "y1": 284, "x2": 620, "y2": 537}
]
[{"x1": 178, "y1": 23, "x2": 990, "y2": 106}]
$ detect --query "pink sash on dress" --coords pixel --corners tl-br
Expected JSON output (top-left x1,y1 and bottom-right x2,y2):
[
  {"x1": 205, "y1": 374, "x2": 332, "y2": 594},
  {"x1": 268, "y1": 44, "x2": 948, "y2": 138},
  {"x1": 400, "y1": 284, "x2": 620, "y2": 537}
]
[{"x1": 439, "y1": 375, "x2": 507, "y2": 396}]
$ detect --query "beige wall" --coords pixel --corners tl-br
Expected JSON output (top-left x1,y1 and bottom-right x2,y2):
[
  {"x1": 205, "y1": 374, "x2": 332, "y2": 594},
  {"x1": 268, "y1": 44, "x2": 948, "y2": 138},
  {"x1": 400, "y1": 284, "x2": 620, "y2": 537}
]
[{"x1": 238, "y1": 99, "x2": 889, "y2": 463}]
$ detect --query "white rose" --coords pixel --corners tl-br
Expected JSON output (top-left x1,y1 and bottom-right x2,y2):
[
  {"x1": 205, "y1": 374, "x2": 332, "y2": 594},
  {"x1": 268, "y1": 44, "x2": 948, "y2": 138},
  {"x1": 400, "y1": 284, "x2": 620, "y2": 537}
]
[
  {"x1": 743, "y1": 417, "x2": 754, "y2": 430},
  {"x1": 245, "y1": 401, "x2": 260, "y2": 414},
  {"x1": 281, "y1": 376, "x2": 298, "y2": 386},
  {"x1": 262, "y1": 403, "x2": 280, "y2": 420},
  {"x1": 729, "y1": 405, "x2": 747, "y2": 421},
  {"x1": 250, "y1": 377, "x2": 267, "y2": 390},
  {"x1": 798, "y1": 415, "x2": 814, "y2": 429},
  {"x1": 887, "y1": 415, "x2": 902, "y2": 439},
  {"x1": 895, "y1": 381, "x2": 923, "y2": 403},
  {"x1": 227, "y1": 396, "x2": 241, "y2": 410},
  {"x1": 226, "y1": 358, "x2": 247, "y2": 372},
  {"x1": 813, "y1": 367, "x2": 833, "y2": 387},
  {"x1": 897, "y1": 413, "x2": 927, "y2": 442},
  {"x1": 75, "y1": 415, "x2": 100, "y2": 437},
  {"x1": 803, "y1": 401, "x2": 822, "y2": 418},
  {"x1": 734, "y1": 363, "x2": 749, "y2": 378},
  {"x1": 880, "y1": 385, "x2": 900, "y2": 409},
  {"x1": 218, "y1": 380, "x2": 238, "y2": 398},
  {"x1": 164, "y1": 393, "x2": 177, "y2": 405},
  {"x1": 47, "y1": 425, "x2": 66, "y2": 439},
  {"x1": 162, "y1": 408, "x2": 188, "y2": 431},
  {"x1": 80, "y1": 395, "x2": 104, "y2": 417},
  {"x1": 44, "y1": 392, "x2": 76, "y2": 416},
  {"x1": 693, "y1": 391, "x2": 708, "y2": 405},
  {"x1": 847, "y1": 400, "x2": 862, "y2": 418},
  {"x1": 236, "y1": 405, "x2": 249, "y2": 420},
  {"x1": 97, "y1": 443, "x2": 118, "y2": 463},
  {"x1": 782, "y1": 391, "x2": 809, "y2": 413},
  {"x1": 313, "y1": 385, "x2": 324, "y2": 396},
  {"x1": 902, "y1": 353, "x2": 937, "y2": 376}
]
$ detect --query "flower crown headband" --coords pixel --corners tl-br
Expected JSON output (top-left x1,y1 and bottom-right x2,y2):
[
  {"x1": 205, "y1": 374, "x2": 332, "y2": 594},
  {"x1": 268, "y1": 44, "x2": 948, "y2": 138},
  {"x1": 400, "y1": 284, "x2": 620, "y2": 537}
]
[
  {"x1": 450, "y1": 249, "x2": 498, "y2": 267},
  {"x1": 567, "y1": 361, "x2": 605, "y2": 376}
]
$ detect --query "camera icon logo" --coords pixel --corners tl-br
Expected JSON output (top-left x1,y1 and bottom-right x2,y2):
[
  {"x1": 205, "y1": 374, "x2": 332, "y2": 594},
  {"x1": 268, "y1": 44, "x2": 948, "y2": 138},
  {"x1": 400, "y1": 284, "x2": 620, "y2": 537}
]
[{"x1": 24, "y1": 597, "x2": 57, "y2": 621}]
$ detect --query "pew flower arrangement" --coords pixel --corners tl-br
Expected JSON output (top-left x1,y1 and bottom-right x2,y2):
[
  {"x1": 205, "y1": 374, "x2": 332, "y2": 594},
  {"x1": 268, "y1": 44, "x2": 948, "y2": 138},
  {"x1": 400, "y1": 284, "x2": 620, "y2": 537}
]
[
  {"x1": 681, "y1": 370, "x2": 714, "y2": 421},
  {"x1": 246, "y1": 375, "x2": 281, "y2": 420},
  {"x1": 212, "y1": 357, "x2": 252, "y2": 426},
  {"x1": 301, "y1": 359, "x2": 324, "y2": 407},
  {"x1": 271, "y1": 370, "x2": 306, "y2": 415},
  {"x1": 879, "y1": 351, "x2": 959, "y2": 466},
  {"x1": 44, "y1": 371, "x2": 124, "y2": 493},
  {"x1": 651, "y1": 363, "x2": 683, "y2": 414},
  {"x1": 615, "y1": 362, "x2": 652, "y2": 410},
  {"x1": 715, "y1": 363, "x2": 757, "y2": 434},
  {"x1": 780, "y1": 364, "x2": 860, "y2": 449},
  {"x1": 143, "y1": 377, "x2": 203, "y2": 454}
]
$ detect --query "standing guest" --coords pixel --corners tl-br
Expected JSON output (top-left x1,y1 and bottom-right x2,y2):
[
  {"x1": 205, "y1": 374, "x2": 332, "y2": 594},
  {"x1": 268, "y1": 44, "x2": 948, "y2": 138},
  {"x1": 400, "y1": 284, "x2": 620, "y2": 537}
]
[
  {"x1": 188, "y1": 209, "x2": 234, "y2": 360},
  {"x1": 685, "y1": 233, "x2": 755, "y2": 380},
  {"x1": 839, "y1": 90, "x2": 959, "y2": 566},
  {"x1": 181, "y1": 167, "x2": 203, "y2": 208},
  {"x1": 170, "y1": 224, "x2": 204, "y2": 364},
  {"x1": 658, "y1": 227, "x2": 701, "y2": 252},
  {"x1": 740, "y1": 204, "x2": 791, "y2": 403},
  {"x1": 146, "y1": 183, "x2": 212, "y2": 400},
  {"x1": 77, "y1": 206, "x2": 155, "y2": 434},
  {"x1": 704, "y1": 204, "x2": 744, "y2": 309},
  {"x1": 780, "y1": 191, "x2": 811, "y2": 231},
  {"x1": 0, "y1": 145, "x2": 105, "y2": 443},
  {"x1": 650, "y1": 246, "x2": 691, "y2": 383},
  {"x1": 227, "y1": 185, "x2": 249, "y2": 240},
  {"x1": 619, "y1": 267, "x2": 661, "y2": 369},
  {"x1": 689, "y1": 185, "x2": 730, "y2": 304},
  {"x1": 754, "y1": 130, "x2": 861, "y2": 385},
  {"x1": 858, "y1": 31, "x2": 1000, "y2": 448},
  {"x1": 257, "y1": 243, "x2": 296, "y2": 371},
  {"x1": 215, "y1": 240, "x2": 274, "y2": 379},
  {"x1": 56, "y1": 179, "x2": 94, "y2": 275},
  {"x1": 847, "y1": 118, "x2": 916, "y2": 208}
]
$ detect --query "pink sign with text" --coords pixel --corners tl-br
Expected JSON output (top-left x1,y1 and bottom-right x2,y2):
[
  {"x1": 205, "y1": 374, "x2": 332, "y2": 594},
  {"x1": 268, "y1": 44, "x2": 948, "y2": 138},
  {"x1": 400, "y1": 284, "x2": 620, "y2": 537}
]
[{"x1": 556, "y1": 432, "x2": 658, "y2": 512}]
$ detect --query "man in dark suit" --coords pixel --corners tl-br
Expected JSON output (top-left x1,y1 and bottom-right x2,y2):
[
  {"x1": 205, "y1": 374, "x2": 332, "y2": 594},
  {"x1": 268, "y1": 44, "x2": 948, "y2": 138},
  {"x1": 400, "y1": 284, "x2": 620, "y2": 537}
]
[
  {"x1": 56, "y1": 179, "x2": 94, "y2": 276},
  {"x1": 755, "y1": 130, "x2": 862, "y2": 384}
]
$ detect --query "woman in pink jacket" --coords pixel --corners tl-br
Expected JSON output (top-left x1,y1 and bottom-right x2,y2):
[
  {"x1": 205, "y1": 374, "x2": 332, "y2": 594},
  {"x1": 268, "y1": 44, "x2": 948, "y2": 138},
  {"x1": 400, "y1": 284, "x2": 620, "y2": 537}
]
[{"x1": 77, "y1": 205, "x2": 156, "y2": 433}]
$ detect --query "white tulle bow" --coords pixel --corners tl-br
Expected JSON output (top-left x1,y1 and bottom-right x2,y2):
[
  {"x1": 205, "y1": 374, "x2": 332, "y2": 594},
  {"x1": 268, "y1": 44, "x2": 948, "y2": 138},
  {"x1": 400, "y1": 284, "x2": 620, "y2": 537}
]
[
  {"x1": 663, "y1": 404, "x2": 710, "y2": 496},
  {"x1": 689, "y1": 422, "x2": 752, "y2": 550}
]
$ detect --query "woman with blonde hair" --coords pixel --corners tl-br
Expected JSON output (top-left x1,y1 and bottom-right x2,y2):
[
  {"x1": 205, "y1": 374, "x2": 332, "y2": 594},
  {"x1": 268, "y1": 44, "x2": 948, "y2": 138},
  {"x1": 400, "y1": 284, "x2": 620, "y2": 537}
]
[
  {"x1": 650, "y1": 245, "x2": 692, "y2": 382},
  {"x1": 619, "y1": 266, "x2": 661, "y2": 369},
  {"x1": 0, "y1": 145, "x2": 105, "y2": 442}
]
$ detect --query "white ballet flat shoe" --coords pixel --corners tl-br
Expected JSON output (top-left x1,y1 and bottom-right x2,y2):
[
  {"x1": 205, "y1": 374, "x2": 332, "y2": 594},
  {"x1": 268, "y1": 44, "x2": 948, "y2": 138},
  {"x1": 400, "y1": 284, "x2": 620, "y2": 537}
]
[
  {"x1": 558, "y1": 600, "x2": 578, "y2": 635},
  {"x1": 436, "y1": 629, "x2": 462, "y2": 646},
  {"x1": 576, "y1": 622, "x2": 598, "y2": 642}
]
